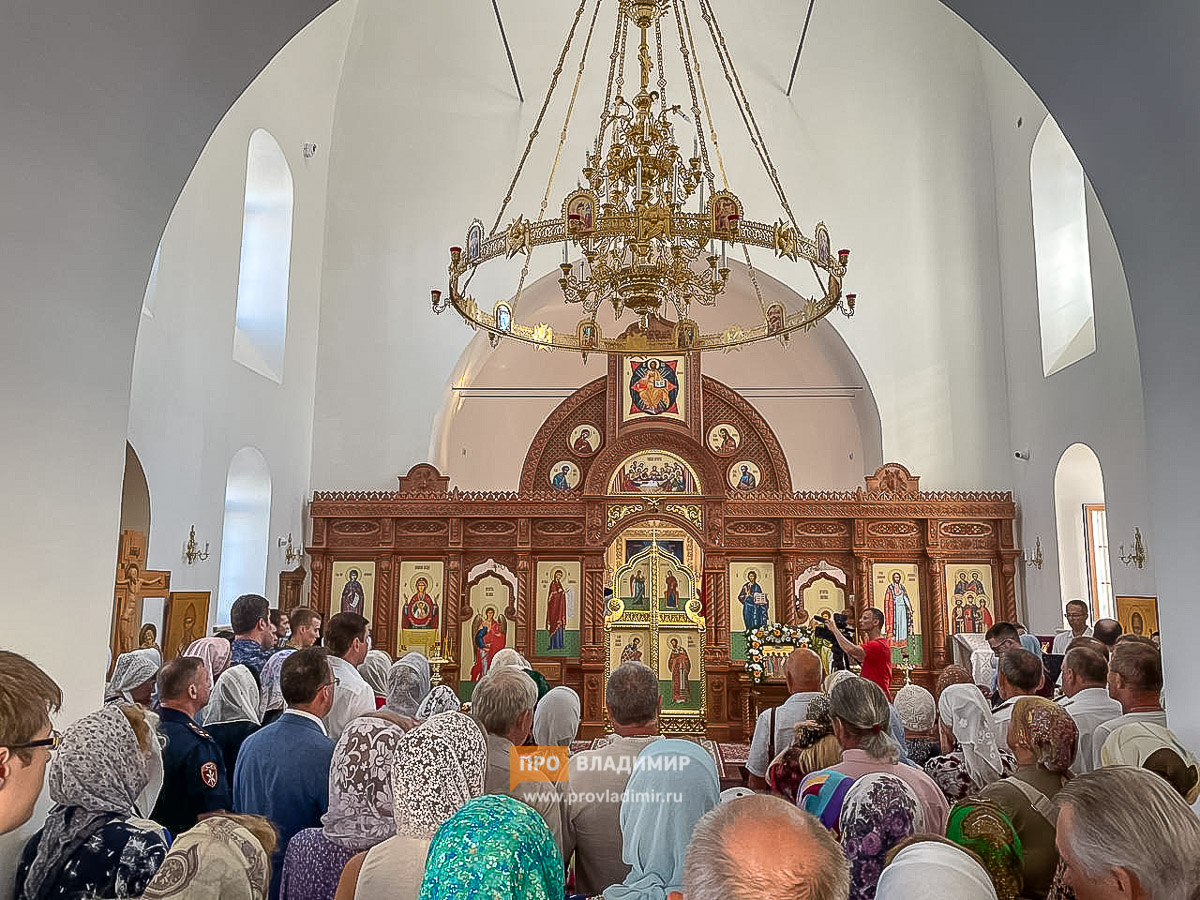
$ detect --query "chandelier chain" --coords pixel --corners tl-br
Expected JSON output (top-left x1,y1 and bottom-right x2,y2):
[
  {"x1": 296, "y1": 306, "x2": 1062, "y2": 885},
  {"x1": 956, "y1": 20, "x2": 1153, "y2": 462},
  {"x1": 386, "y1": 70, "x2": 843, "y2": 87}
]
[
  {"x1": 593, "y1": 2, "x2": 624, "y2": 165},
  {"x1": 668, "y1": 0, "x2": 714, "y2": 193},
  {"x1": 677, "y1": 0, "x2": 727, "y2": 191},
  {"x1": 489, "y1": 0, "x2": 590, "y2": 238},
  {"x1": 654, "y1": 12, "x2": 668, "y2": 107},
  {"x1": 513, "y1": 0, "x2": 605, "y2": 314}
]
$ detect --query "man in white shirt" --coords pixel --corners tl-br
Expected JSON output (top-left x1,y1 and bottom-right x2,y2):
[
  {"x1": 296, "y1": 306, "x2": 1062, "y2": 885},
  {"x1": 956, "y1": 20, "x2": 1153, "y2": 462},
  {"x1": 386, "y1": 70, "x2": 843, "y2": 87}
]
[
  {"x1": 1051, "y1": 599, "x2": 1093, "y2": 655},
  {"x1": 991, "y1": 647, "x2": 1042, "y2": 746},
  {"x1": 562, "y1": 661, "x2": 662, "y2": 896},
  {"x1": 1091, "y1": 640, "x2": 1167, "y2": 769},
  {"x1": 321, "y1": 612, "x2": 376, "y2": 739},
  {"x1": 1057, "y1": 646, "x2": 1122, "y2": 773},
  {"x1": 746, "y1": 647, "x2": 824, "y2": 789}
]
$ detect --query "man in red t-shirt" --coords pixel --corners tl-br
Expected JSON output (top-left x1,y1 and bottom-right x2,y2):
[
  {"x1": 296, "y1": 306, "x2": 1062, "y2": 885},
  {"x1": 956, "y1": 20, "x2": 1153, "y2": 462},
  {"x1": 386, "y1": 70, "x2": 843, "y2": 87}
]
[{"x1": 824, "y1": 607, "x2": 893, "y2": 698}]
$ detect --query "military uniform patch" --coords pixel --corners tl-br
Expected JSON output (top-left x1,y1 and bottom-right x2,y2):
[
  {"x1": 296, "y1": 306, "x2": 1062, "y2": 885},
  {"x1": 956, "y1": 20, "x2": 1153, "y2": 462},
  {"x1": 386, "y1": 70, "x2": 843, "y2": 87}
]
[{"x1": 200, "y1": 761, "x2": 219, "y2": 788}]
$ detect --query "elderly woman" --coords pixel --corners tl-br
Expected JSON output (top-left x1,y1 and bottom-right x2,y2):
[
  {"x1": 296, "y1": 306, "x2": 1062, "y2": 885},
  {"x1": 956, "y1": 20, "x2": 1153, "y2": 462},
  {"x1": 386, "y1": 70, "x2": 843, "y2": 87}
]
[
  {"x1": 877, "y1": 841, "x2": 999, "y2": 900},
  {"x1": 978, "y1": 696, "x2": 1079, "y2": 899},
  {"x1": 417, "y1": 685, "x2": 462, "y2": 719},
  {"x1": 840, "y1": 774, "x2": 925, "y2": 900},
  {"x1": 204, "y1": 664, "x2": 262, "y2": 775},
  {"x1": 532, "y1": 686, "x2": 581, "y2": 748},
  {"x1": 893, "y1": 683, "x2": 939, "y2": 766},
  {"x1": 105, "y1": 648, "x2": 161, "y2": 705},
  {"x1": 604, "y1": 739, "x2": 721, "y2": 899},
  {"x1": 385, "y1": 659, "x2": 430, "y2": 722},
  {"x1": 15, "y1": 705, "x2": 168, "y2": 900},
  {"x1": 141, "y1": 814, "x2": 276, "y2": 900},
  {"x1": 767, "y1": 695, "x2": 842, "y2": 804},
  {"x1": 358, "y1": 648, "x2": 393, "y2": 709},
  {"x1": 279, "y1": 715, "x2": 407, "y2": 900},
  {"x1": 925, "y1": 683, "x2": 1011, "y2": 803},
  {"x1": 335, "y1": 711, "x2": 488, "y2": 900}
]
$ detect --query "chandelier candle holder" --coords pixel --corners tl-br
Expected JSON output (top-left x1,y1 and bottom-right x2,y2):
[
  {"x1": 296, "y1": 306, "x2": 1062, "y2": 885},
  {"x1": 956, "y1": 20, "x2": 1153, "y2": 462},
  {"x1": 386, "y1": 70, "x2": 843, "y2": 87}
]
[{"x1": 433, "y1": 0, "x2": 856, "y2": 358}]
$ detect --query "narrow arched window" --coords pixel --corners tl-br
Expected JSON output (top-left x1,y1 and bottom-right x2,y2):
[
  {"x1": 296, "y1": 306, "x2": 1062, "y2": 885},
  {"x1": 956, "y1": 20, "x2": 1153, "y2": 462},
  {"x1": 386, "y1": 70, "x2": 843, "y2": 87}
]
[
  {"x1": 217, "y1": 447, "x2": 272, "y2": 624},
  {"x1": 1054, "y1": 443, "x2": 1112, "y2": 621},
  {"x1": 233, "y1": 129, "x2": 292, "y2": 382},
  {"x1": 1031, "y1": 115, "x2": 1096, "y2": 376}
]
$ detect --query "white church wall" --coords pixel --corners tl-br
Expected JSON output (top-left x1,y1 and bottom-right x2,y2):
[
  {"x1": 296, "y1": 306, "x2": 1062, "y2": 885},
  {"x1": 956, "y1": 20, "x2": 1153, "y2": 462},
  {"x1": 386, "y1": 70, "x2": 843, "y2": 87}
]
[
  {"x1": 310, "y1": 0, "x2": 1016, "y2": 493},
  {"x1": 127, "y1": 1, "x2": 358, "y2": 629},
  {"x1": 977, "y1": 43, "x2": 1155, "y2": 634}
]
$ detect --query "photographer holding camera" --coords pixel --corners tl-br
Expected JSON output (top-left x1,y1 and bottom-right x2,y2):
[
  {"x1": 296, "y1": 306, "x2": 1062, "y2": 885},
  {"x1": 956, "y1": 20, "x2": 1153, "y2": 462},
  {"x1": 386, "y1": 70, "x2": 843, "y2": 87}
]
[{"x1": 814, "y1": 606, "x2": 894, "y2": 698}]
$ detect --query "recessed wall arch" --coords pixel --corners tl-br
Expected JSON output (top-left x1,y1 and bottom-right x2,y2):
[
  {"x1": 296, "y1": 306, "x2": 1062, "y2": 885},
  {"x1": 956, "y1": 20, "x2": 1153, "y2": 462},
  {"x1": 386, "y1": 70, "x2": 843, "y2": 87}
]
[
  {"x1": 217, "y1": 446, "x2": 273, "y2": 624},
  {"x1": 1054, "y1": 442, "x2": 1111, "y2": 621}
]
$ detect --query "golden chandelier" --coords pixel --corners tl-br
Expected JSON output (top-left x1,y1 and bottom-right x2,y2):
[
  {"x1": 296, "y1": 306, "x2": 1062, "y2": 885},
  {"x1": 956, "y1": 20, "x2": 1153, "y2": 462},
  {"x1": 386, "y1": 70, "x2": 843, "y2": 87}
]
[{"x1": 432, "y1": 0, "x2": 856, "y2": 356}]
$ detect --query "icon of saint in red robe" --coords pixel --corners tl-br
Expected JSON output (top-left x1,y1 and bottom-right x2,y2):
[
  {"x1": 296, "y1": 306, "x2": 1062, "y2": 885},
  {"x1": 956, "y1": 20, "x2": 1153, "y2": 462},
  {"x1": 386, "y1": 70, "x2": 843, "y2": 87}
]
[
  {"x1": 546, "y1": 570, "x2": 567, "y2": 651},
  {"x1": 470, "y1": 607, "x2": 507, "y2": 681},
  {"x1": 402, "y1": 576, "x2": 439, "y2": 630},
  {"x1": 667, "y1": 639, "x2": 691, "y2": 703}
]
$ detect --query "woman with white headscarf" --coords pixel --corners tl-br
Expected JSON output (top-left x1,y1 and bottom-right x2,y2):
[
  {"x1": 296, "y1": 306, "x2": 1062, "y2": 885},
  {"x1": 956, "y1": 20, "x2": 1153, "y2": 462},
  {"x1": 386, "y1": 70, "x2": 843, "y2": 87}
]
[
  {"x1": 417, "y1": 685, "x2": 462, "y2": 720},
  {"x1": 204, "y1": 664, "x2": 262, "y2": 776},
  {"x1": 876, "y1": 840, "x2": 999, "y2": 900},
  {"x1": 105, "y1": 648, "x2": 161, "y2": 705},
  {"x1": 385, "y1": 656, "x2": 431, "y2": 720},
  {"x1": 334, "y1": 711, "x2": 488, "y2": 900},
  {"x1": 257, "y1": 648, "x2": 294, "y2": 725},
  {"x1": 924, "y1": 683, "x2": 1011, "y2": 803},
  {"x1": 532, "y1": 686, "x2": 581, "y2": 748},
  {"x1": 358, "y1": 649, "x2": 393, "y2": 708},
  {"x1": 183, "y1": 636, "x2": 232, "y2": 687},
  {"x1": 280, "y1": 715, "x2": 407, "y2": 900},
  {"x1": 15, "y1": 705, "x2": 168, "y2": 900}
]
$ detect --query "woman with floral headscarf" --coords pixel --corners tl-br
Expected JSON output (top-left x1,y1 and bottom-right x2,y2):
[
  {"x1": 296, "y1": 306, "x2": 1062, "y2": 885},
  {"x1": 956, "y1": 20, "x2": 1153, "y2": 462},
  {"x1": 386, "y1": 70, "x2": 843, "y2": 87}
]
[
  {"x1": 142, "y1": 814, "x2": 276, "y2": 900},
  {"x1": 839, "y1": 773, "x2": 925, "y2": 900},
  {"x1": 15, "y1": 705, "x2": 168, "y2": 900},
  {"x1": 280, "y1": 714, "x2": 407, "y2": 900},
  {"x1": 385, "y1": 656, "x2": 432, "y2": 719},
  {"x1": 104, "y1": 648, "x2": 161, "y2": 705},
  {"x1": 767, "y1": 695, "x2": 842, "y2": 804},
  {"x1": 925, "y1": 684, "x2": 1013, "y2": 803},
  {"x1": 978, "y1": 696, "x2": 1078, "y2": 899},
  {"x1": 416, "y1": 684, "x2": 462, "y2": 720},
  {"x1": 946, "y1": 801, "x2": 1024, "y2": 900},
  {"x1": 418, "y1": 795, "x2": 564, "y2": 900},
  {"x1": 336, "y1": 710, "x2": 488, "y2": 900}
]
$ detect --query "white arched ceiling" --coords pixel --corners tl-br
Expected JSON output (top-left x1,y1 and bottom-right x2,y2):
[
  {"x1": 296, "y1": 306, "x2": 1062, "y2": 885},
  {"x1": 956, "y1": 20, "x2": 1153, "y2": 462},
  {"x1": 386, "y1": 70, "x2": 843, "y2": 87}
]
[
  {"x1": 1053, "y1": 443, "x2": 1109, "y2": 622},
  {"x1": 431, "y1": 259, "x2": 882, "y2": 491}
]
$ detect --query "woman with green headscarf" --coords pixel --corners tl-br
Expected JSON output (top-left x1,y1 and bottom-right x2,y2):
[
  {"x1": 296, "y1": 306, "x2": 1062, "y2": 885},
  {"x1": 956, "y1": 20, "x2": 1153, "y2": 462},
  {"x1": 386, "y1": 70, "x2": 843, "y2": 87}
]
[
  {"x1": 418, "y1": 795, "x2": 563, "y2": 900},
  {"x1": 604, "y1": 739, "x2": 721, "y2": 900},
  {"x1": 946, "y1": 801, "x2": 1024, "y2": 900},
  {"x1": 978, "y1": 696, "x2": 1078, "y2": 899}
]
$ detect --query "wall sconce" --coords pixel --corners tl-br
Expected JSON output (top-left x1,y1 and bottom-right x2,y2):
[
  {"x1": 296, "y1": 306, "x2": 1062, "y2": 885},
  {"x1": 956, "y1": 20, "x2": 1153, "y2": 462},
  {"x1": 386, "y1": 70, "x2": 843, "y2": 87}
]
[
  {"x1": 1118, "y1": 527, "x2": 1147, "y2": 568},
  {"x1": 1024, "y1": 536, "x2": 1044, "y2": 570},
  {"x1": 278, "y1": 533, "x2": 303, "y2": 565},
  {"x1": 184, "y1": 525, "x2": 210, "y2": 565}
]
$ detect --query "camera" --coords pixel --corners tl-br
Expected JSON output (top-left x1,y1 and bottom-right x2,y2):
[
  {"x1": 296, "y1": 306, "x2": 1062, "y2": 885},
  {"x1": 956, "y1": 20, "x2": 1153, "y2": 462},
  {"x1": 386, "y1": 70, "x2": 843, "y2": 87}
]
[{"x1": 1014, "y1": 449, "x2": 1030, "y2": 461}]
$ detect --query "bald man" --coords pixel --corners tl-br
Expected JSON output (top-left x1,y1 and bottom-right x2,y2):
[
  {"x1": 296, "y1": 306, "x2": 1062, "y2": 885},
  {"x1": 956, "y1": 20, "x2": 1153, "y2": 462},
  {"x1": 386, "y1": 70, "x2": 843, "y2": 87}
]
[
  {"x1": 672, "y1": 794, "x2": 849, "y2": 900},
  {"x1": 746, "y1": 647, "x2": 824, "y2": 789}
]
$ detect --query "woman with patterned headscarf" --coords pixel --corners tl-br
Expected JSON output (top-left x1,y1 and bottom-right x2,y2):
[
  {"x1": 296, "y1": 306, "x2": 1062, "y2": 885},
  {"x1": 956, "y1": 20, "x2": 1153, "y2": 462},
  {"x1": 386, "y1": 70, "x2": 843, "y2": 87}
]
[
  {"x1": 416, "y1": 684, "x2": 462, "y2": 719},
  {"x1": 925, "y1": 684, "x2": 1012, "y2": 803},
  {"x1": 104, "y1": 648, "x2": 161, "y2": 705},
  {"x1": 946, "y1": 801, "x2": 1024, "y2": 900},
  {"x1": 417, "y1": 795, "x2": 563, "y2": 900},
  {"x1": 839, "y1": 773, "x2": 925, "y2": 900},
  {"x1": 977, "y1": 696, "x2": 1078, "y2": 899},
  {"x1": 15, "y1": 705, "x2": 168, "y2": 900},
  {"x1": 279, "y1": 714, "x2": 407, "y2": 900},
  {"x1": 768, "y1": 696, "x2": 842, "y2": 804},
  {"x1": 257, "y1": 648, "x2": 294, "y2": 725},
  {"x1": 336, "y1": 710, "x2": 488, "y2": 900},
  {"x1": 142, "y1": 814, "x2": 277, "y2": 900}
]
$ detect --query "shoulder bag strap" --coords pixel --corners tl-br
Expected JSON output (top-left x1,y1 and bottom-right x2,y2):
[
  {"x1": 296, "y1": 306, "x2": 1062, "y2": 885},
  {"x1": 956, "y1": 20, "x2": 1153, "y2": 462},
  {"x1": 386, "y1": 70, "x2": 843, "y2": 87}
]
[
  {"x1": 769, "y1": 705, "x2": 777, "y2": 760},
  {"x1": 1007, "y1": 777, "x2": 1059, "y2": 826}
]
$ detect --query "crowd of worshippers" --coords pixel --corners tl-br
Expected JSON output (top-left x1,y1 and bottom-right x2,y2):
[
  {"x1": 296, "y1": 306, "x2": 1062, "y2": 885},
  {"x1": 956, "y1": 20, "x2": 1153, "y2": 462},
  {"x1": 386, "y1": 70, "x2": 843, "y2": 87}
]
[{"x1": 2, "y1": 594, "x2": 1199, "y2": 900}]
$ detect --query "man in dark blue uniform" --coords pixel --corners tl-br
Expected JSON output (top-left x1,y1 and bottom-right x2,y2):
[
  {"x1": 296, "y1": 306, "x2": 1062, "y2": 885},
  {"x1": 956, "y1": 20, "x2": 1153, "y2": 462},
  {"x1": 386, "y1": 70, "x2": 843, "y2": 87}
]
[{"x1": 151, "y1": 656, "x2": 230, "y2": 837}]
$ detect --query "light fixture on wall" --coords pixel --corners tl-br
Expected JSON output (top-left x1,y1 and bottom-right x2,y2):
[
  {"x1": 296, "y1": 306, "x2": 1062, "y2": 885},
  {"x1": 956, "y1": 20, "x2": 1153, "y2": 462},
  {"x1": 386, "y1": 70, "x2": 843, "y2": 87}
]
[
  {"x1": 183, "y1": 525, "x2": 210, "y2": 565},
  {"x1": 1117, "y1": 527, "x2": 1147, "y2": 568},
  {"x1": 302, "y1": 142, "x2": 318, "y2": 159},
  {"x1": 433, "y1": 0, "x2": 856, "y2": 358},
  {"x1": 278, "y1": 533, "x2": 303, "y2": 565},
  {"x1": 1024, "y1": 536, "x2": 1044, "y2": 570}
]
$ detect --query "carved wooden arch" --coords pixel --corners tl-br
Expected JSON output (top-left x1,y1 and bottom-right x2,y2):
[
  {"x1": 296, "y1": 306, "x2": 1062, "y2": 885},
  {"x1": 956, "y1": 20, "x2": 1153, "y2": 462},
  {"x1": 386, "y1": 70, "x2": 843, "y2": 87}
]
[
  {"x1": 599, "y1": 507, "x2": 707, "y2": 549},
  {"x1": 865, "y1": 462, "x2": 919, "y2": 496},
  {"x1": 518, "y1": 377, "x2": 608, "y2": 493},
  {"x1": 700, "y1": 376, "x2": 792, "y2": 494},
  {"x1": 462, "y1": 567, "x2": 518, "y2": 621},
  {"x1": 581, "y1": 425, "x2": 726, "y2": 499}
]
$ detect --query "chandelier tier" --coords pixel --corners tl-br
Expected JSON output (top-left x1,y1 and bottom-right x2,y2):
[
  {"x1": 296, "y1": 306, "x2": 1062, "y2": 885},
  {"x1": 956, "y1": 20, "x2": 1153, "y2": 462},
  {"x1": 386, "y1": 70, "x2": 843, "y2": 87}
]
[{"x1": 432, "y1": 0, "x2": 856, "y2": 357}]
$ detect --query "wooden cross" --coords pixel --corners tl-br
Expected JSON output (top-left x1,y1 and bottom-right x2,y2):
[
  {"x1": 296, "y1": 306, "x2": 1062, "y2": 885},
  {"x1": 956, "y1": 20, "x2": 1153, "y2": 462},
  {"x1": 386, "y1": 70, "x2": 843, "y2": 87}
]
[{"x1": 110, "y1": 530, "x2": 171, "y2": 672}]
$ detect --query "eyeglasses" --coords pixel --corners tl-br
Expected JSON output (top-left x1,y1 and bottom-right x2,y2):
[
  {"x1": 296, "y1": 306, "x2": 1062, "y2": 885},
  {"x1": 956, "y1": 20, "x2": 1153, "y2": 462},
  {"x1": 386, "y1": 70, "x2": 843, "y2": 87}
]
[
  {"x1": 7, "y1": 730, "x2": 62, "y2": 752},
  {"x1": 990, "y1": 637, "x2": 1020, "y2": 653}
]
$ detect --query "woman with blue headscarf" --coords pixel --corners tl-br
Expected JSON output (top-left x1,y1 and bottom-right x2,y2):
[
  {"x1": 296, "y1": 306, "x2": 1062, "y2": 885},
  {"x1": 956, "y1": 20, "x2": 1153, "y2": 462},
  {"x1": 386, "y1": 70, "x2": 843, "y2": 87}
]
[{"x1": 604, "y1": 739, "x2": 721, "y2": 899}]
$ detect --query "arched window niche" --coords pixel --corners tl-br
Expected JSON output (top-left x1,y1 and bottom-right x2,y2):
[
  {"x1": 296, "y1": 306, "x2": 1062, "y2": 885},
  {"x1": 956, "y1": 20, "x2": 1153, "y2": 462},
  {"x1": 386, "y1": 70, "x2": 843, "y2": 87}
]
[
  {"x1": 216, "y1": 447, "x2": 272, "y2": 624},
  {"x1": 1054, "y1": 443, "x2": 1112, "y2": 622},
  {"x1": 1031, "y1": 115, "x2": 1096, "y2": 377},
  {"x1": 233, "y1": 128, "x2": 293, "y2": 382}
]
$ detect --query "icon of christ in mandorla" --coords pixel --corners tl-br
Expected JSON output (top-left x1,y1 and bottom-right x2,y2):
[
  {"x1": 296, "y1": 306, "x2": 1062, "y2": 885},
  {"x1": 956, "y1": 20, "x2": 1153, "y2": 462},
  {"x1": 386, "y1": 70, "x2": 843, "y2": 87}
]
[{"x1": 402, "y1": 576, "x2": 439, "y2": 630}]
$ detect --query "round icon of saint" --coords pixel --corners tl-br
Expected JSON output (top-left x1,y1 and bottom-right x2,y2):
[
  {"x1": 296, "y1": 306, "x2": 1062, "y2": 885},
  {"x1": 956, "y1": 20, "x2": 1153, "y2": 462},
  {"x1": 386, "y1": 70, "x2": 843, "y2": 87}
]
[
  {"x1": 549, "y1": 460, "x2": 581, "y2": 491},
  {"x1": 707, "y1": 424, "x2": 741, "y2": 456},
  {"x1": 728, "y1": 460, "x2": 762, "y2": 491},
  {"x1": 569, "y1": 424, "x2": 601, "y2": 455}
]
